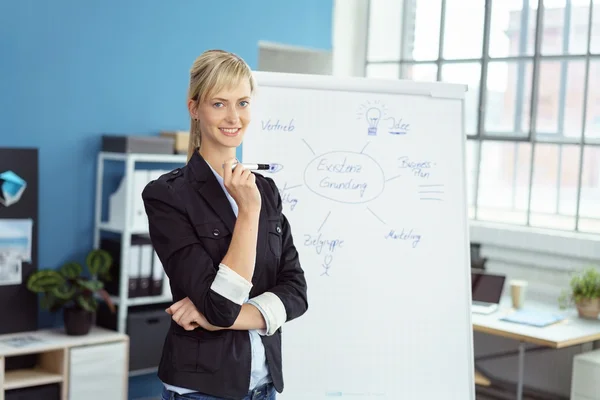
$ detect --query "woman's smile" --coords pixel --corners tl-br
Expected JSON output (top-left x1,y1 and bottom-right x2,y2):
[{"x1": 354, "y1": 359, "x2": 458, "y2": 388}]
[{"x1": 219, "y1": 127, "x2": 241, "y2": 136}]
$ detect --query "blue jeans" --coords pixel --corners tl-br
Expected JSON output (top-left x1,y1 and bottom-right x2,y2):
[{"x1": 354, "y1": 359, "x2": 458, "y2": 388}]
[{"x1": 161, "y1": 383, "x2": 276, "y2": 400}]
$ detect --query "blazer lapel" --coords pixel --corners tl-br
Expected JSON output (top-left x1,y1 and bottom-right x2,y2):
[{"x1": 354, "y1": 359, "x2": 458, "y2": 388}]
[{"x1": 188, "y1": 151, "x2": 237, "y2": 233}]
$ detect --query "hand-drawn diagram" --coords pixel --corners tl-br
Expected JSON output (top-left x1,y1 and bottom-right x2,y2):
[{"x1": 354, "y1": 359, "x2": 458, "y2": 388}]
[
  {"x1": 267, "y1": 100, "x2": 441, "y2": 276},
  {"x1": 356, "y1": 101, "x2": 411, "y2": 136}
]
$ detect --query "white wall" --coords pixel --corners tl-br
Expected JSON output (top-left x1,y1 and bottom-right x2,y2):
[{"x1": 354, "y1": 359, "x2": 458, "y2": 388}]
[
  {"x1": 257, "y1": 41, "x2": 332, "y2": 75},
  {"x1": 332, "y1": 1, "x2": 600, "y2": 397},
  {"x1": 331, "y1": 0, "x2": 368, "y2": 77}
]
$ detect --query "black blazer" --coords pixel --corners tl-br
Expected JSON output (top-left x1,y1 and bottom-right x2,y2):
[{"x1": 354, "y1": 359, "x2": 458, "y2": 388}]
[{"x1": 141, "y1": 151, "x2": 308, "y2": 400}]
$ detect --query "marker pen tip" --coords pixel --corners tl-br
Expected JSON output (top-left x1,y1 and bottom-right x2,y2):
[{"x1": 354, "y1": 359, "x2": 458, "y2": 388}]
[{"x1": 269, "y1": 163, "x2": 284, "y2": 173}]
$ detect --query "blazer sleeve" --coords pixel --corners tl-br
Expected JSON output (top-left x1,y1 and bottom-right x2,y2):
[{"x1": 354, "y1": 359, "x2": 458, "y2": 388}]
[
  {"x1": 142, "y1": 179, "x2": 251, "y2": 328},
  {"x1": 248, "y1": 177, "x2": 308, "y2": 335}
]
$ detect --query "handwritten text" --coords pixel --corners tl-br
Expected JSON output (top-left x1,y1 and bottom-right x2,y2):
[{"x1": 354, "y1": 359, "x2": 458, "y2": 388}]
[
  {"x1": 387, "y1": 117, "x2": 411, "y2": 135},
  {"x1": 398, "y1": 156, "x2": 436, "y2": 179},
  {"x1": 304, "y1": 151, "x2": 385, "y2": 204},
  {"x1": 384, "y1": 228, "x2": 421, "y2": 248},
  {"x1": 304, "y1": 233, "x2": 344, "y2": 255},
  {"x1": 261, "y1": 119, "x2": 295, "y2": 132},
  {"x1": 279, "y1": 183, "x2": 299, "y2": 211},
  {"x1": 317, "y1": 157, "x2": 362, "y2": 174}
]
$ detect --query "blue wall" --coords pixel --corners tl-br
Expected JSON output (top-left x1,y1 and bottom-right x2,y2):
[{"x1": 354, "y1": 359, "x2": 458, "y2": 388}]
[{"x1": 0, "y1": 1, "x2": 332, "y2": 398}]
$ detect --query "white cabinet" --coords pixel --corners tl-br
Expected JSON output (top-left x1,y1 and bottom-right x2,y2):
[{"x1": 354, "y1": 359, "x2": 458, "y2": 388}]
[
  {"x1": 571, "y1": 348, "x2": 600, "y2": 399},
  {"x1": 0, "y1": 327, "x2": 128, "y2": 400},
  {"x1": 69, "y1": 341, "x2": 127, "y2": 400}
]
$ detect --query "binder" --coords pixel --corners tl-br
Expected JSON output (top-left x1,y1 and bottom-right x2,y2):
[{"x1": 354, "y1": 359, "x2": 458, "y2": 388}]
[
  {"x1": 127, "y1": 241, "x2": 141, "y2": 298},
  {"x1": 151, "y1": 251, "x2": 164, "y2": 296},
  {"x1": 138, "y1": 243, "x2": 153, "y2": 297}
]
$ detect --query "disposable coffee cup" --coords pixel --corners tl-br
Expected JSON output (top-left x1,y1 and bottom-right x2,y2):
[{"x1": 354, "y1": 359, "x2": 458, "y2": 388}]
[{"x1": 510, "y1": 280, "x2": 528, "y2": 309}]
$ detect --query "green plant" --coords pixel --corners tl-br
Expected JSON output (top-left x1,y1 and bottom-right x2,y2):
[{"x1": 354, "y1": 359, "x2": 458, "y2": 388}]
[
  {"x1": 27, "y1": 249, "x2": 115, "y2": 314},
  {"x1": 558, "y1": 267, "x2": 600, "y2": 309}
]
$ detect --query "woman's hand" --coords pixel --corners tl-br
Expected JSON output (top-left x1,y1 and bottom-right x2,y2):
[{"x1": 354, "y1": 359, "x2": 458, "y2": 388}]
[
  {"x1": 222, "y1": 158, "x2": 261, "y2": 214},
  {"x1": 166, "y1": 297, "x2": 223, "y2": 332}
]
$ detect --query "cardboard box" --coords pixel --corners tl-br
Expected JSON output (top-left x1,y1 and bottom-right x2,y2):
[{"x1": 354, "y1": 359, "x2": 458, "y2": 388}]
[
  {"x1": 160, "y1": 131, "x2": 190, "y2": 154},
  {"x1": 102, "y1": 134, "x2": 174, "y2": 154}
]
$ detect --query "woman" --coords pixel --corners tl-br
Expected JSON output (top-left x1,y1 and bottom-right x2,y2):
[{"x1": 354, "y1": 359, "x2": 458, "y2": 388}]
[{"x1": 142, "y1": 49, "x2": 308, "y2": 400}]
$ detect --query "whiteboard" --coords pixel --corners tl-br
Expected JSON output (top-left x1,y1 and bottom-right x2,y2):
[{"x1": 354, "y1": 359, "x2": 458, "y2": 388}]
[{"x1": 242, "y1": 71, "x2": 475, "y2": 400}]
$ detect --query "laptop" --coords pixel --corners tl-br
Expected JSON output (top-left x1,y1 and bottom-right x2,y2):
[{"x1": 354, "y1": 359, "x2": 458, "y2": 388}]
[{"x1": 471, "y1": 271, "x2": 506, "y2": 314}]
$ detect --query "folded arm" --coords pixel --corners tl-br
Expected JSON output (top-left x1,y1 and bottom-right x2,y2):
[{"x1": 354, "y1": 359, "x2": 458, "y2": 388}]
[{"x1": 142, "y1": 179, "x2": 259, "y2": 328}]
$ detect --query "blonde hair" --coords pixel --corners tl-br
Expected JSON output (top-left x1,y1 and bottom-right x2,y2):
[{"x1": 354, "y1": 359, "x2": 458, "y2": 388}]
[{"x1": 186, "y1": 49, "x2": 255, "y2": 161}]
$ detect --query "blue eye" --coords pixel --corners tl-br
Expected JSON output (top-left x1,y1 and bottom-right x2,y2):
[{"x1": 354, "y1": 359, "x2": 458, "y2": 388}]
[
  {"x1": 213, "y1": 102, "x2": 224, "y2": 108},
  {"x1": 239, "y1": 100, "x2": 249, "y2": 107}
]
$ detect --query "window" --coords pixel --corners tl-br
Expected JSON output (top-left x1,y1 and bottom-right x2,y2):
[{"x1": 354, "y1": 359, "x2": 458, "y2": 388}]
[{"x1": 365, "y1": 0, "x2": 600, "y2": 234}]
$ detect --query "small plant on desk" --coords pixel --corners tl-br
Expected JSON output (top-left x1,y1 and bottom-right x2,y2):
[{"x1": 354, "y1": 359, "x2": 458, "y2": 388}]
[
  {"x1": 26, "y1": 249, "x2": 116, "y2": 335},
  {"x1": 558, "y1": 266, "x2": 600, "y2": 319}
]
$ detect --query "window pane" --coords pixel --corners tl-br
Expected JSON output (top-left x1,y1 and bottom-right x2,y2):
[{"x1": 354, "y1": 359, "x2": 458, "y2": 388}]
[
  {"x1": 585, "y1": 60, "x2": 600, "y2": 139},
  {"x1": 476, "y1": 141, "x2": 532, "y2": 224},
  {"x1": 400, "y1": 63, "x2": 438, "y2": 81},
  {"x1": 529, "y1": 144, "x2": 580, "y2": 230},
  {"x1": 578, "y1": 145, "x2": 600, "y2": 233},
  {"x1": 536, "y1": 60, "x2": 586, "y2": 139},
  {"x1": 402, "y1": 0, "x2": 442, "y2": 61},
  {"x1": 536, "y1": 61, "x2": 561, "y2": 134},
  {"x1": 443, "y1": 0, "x2": 485, "y2": 59},
  {"x1": 367, "y1": 0, "x2": 403, "y2": 61},
  {"x1": 591, "y1": 0, "x2": 600, "y2": 54},
  {"x1": 485, "y1": 61, "x2": 533, "y2": 136},
  {"x1": 541, "y1": 0, "x2": 592, "y2": 55},
  {"x1": 366, "y1": 63, "x2": 400, "y2": 79},
  {"x1": 489, "y1": 0, "x2": 537, "y2": 57},
  {"x1": 441, "y1": 63, "x2": 481, "y2": 135}
]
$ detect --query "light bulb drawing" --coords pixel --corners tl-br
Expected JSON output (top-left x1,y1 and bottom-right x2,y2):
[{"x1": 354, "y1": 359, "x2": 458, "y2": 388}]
[
  {"x1": 356, "y1": 101, "x2": 388, "y2": 137},
  {"x1": 365, "y1": 107, "x2": 381, "y2": 136}
]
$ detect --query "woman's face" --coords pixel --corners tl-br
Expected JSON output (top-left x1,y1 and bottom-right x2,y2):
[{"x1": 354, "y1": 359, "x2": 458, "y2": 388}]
[{"x1": 195, "y1": 79, "x2": 252, "y2": 151}]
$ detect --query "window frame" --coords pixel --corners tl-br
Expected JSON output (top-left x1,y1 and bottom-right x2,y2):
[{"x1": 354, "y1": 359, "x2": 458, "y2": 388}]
[{"x1": 364, "y1": 0, "x2": 600, "y2": 233}]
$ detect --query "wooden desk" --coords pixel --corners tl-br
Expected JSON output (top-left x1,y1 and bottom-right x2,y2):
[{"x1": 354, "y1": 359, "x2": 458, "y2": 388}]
[{"x1": 472, "y1": 297, "x2": 600, "y2": 400}]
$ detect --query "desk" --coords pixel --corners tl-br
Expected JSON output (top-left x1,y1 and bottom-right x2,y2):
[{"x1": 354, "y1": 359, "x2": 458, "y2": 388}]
[{"x1": 472, "y1": 297, "x2": 600, "y2": 400}]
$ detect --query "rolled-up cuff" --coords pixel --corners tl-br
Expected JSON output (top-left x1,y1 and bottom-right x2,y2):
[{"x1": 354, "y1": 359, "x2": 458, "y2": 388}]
[
  {"x1": 210, "y1": 263, "x2": 253, "y2": 305},
  {"x1": 248, "y1": 292, "x2": 287, "y2": 336}
]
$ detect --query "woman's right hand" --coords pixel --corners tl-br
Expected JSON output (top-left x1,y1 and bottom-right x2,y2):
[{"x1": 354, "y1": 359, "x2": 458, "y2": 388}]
[{"x1": 223, "y1": 158, "x2": 261, "y2": 213}]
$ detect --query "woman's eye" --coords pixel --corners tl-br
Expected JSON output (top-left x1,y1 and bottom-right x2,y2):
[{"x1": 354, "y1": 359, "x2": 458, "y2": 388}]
[
  {"x1": 239, "y1": 100, "x2": 249, "y2": 107},
  {"x1": 213, "y1": 102, "x2": 224, "y2": 108}
]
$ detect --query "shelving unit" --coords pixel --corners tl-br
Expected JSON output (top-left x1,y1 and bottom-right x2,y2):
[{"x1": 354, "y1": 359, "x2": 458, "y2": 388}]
[
  {"x1": 0, "y1": 327, "x2": 128, "y2": 400},
  {"x1": 93, "y1": 151, "x2": 186, "y2": 335}
]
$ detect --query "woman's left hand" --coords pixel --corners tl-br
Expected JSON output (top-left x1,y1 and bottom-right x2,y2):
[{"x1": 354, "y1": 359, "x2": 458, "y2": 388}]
[{"x1": 166, "y1": 297, "x2": 223, "y2": 332}]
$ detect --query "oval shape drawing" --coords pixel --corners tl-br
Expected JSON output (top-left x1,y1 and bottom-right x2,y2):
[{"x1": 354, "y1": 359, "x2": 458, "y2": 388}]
[{"x1": 303, "y1": 151, "x2": 385, "y2": 204}]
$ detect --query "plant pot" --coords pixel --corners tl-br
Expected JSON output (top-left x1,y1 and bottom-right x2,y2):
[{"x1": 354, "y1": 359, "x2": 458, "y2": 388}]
[
  {"x1": 576, "y1": 298, "x2": 600, "y2": 319},
  {"x1": 63, "y1": 307, "x2": 94, "y2": 336}
]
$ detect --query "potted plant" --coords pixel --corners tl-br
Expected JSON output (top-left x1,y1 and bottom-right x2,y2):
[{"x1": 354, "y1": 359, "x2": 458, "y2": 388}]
[
  {"x1": 27, "y1": 249, "x2": 116, "y2": 335},
  {"x1": 558, "y1": 266, "x2": 600, "y2": 319}
]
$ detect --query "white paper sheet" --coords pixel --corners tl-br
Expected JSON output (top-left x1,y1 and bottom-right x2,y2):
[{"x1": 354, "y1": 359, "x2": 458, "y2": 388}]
[{"x1": 0, "y1": 253, "x2": 21, "y2": 286}]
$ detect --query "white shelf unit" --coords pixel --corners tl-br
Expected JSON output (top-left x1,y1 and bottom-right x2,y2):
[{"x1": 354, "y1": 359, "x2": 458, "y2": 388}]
[{"x1": 93, "y1": 151, "x2": 186, "y2": 334}]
